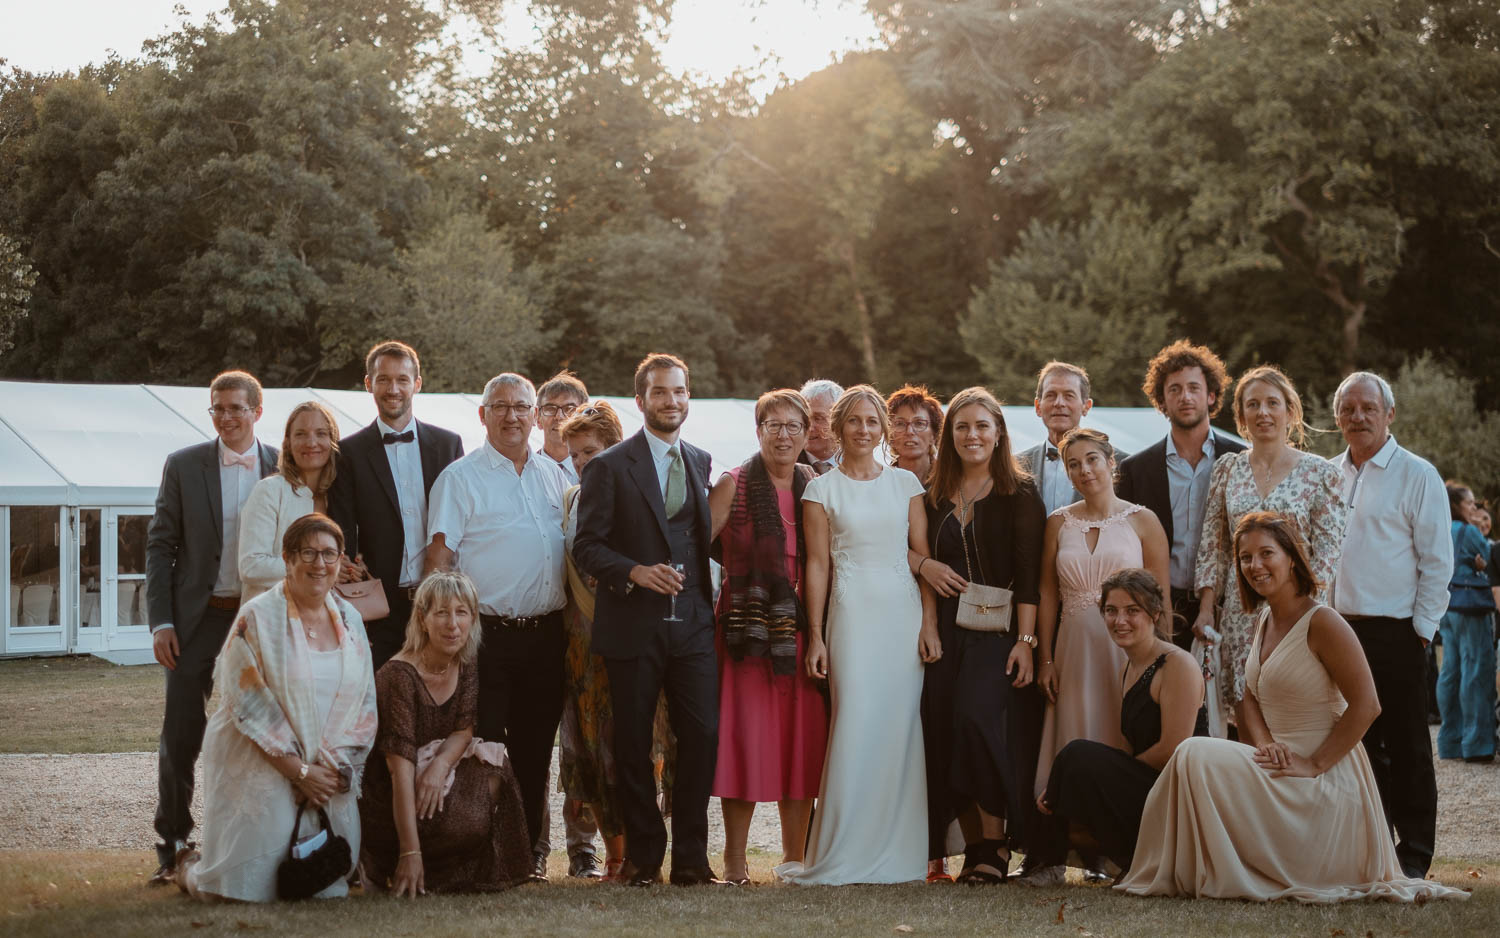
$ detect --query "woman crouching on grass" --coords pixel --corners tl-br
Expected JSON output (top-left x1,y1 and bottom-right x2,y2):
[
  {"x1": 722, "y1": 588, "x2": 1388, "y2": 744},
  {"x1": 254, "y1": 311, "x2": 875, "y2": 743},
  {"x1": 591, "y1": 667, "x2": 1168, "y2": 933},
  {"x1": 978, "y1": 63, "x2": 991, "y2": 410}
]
[{"x1": 358, "y1": 572, "x2": 533, "y2": 895}]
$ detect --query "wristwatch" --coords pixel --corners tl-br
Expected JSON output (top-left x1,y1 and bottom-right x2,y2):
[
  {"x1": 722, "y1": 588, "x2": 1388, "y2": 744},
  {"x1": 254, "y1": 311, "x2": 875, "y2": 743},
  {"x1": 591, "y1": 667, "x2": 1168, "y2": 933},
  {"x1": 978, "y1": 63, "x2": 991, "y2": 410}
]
[{"x1": 1017, "y1": 633, "x2": 1037, "y2": 648}]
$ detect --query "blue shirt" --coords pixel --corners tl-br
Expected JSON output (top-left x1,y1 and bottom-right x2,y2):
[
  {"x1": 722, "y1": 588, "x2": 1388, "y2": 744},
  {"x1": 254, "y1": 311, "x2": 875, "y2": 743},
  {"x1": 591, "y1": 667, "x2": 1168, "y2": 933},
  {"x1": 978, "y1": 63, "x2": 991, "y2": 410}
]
[{"x1": 1165, "y1": 431, "x2": 1216, "y2": 591}]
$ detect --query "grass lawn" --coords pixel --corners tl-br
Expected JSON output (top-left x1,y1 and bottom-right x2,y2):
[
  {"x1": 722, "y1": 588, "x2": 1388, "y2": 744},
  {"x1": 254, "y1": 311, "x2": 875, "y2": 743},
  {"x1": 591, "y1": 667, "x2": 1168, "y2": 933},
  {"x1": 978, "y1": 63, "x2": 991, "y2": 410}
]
[
  {"x1": 0, "y1": 850, "x2": 1490, "y2": 938},
  {"x1": 0, "y1": 656, "x2": 163, "y2": 753}
]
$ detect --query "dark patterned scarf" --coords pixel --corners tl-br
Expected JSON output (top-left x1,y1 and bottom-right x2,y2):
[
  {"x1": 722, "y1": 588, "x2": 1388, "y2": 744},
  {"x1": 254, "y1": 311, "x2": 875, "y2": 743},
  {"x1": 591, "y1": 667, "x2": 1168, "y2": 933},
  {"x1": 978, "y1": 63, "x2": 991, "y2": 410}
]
[{"x1": 721, "y1": 454, "x2": 809, "y2": 675}]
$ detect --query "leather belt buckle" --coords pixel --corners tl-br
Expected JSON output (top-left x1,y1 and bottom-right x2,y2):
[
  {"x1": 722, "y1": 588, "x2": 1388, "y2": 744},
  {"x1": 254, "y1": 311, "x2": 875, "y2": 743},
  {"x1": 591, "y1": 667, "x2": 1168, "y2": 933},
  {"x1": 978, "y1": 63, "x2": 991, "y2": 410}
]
[{"x1": 207, "y1": 595, "x2": 241, "y2": 612}]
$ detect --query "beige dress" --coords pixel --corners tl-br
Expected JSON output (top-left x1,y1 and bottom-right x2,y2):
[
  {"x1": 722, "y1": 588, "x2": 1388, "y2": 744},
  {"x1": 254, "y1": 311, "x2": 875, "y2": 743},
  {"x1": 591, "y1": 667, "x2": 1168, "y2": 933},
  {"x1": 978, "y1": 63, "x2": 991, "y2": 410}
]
[
  {"x1": 1119, "y1": 606, "x2": 1469, "y2": 903},
  {"x1": 1034, "y1": 505, "x2": 1141, "y2": 797}
]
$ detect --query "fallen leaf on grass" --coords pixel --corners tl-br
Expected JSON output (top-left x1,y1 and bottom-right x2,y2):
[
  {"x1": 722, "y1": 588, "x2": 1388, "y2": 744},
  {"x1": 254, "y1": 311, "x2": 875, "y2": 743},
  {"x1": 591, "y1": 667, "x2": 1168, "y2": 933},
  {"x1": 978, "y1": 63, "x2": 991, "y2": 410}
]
[
  {"x1": 1056, "y1": 901, "x2": 1066, "y2": 924},
  {"x1": 234, "y1": 922, "x2": 267, "y2": 931},
  {"x1": 1467, "y1": 869, "x2": 1484, "y2": 879},
  {"x1": 1329, "y1": 930, "x2": 1344, "y2": 937},
  {"x1": 190, "y1": 922, "x2": 211, "y2": 929},
  {"x1": 46, "y1": 882, "x2": 57, "y2": 890},
  {"x1": 894, "y1": 925, "x2": 914, "y2": 934}
]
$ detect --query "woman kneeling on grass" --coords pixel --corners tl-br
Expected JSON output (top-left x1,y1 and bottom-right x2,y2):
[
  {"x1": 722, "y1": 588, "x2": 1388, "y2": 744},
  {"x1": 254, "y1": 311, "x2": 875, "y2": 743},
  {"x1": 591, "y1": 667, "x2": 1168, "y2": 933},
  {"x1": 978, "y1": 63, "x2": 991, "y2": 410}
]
[
  {"x1": 1028, "y1": 568, "x2": 1206, "y2": 885},
  {"x1": 179, "y1": 514, "x2": 377, "y2": 902},
  {"x1": 358, "y1": 572, "x2": 533, "y2": 895}
]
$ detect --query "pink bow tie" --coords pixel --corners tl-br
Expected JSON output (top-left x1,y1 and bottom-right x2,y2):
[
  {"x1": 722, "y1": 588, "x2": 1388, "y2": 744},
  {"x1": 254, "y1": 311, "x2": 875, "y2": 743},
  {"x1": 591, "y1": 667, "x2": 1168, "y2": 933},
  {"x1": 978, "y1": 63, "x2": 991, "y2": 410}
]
[{"x1": 222, "y1": 449, "x2": 256, "y2": 470}]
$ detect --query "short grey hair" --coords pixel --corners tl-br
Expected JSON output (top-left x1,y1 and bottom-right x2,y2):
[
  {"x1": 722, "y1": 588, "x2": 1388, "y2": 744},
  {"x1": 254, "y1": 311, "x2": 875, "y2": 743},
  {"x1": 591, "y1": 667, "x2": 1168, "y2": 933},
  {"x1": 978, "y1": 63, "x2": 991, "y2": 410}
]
[
  {"x1": 800, "y1": 378, "x2": 844, "y2": 408},
  {"x1": 481, "y1": 373, "x2": 536, "y2": 406},
  {"x1": 1333, "y1": 371, "x2": 1394, "y2": 414}
]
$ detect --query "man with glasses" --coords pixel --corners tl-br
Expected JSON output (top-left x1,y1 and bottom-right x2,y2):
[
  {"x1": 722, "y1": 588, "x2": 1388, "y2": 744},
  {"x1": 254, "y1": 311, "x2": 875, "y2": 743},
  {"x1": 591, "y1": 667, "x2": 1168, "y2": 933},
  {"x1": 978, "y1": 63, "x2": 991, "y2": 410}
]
[
  {"x1": 328, "y1": 341, "x2": 463, "y2": 669},
  {"x1": 426, "y1": 373, "x2": 570, "y2": 881},
  {"x1": 145, "y1": 370, "x2": 277, "y2": 885},
  {"x1": 536, "y1": 371, "x2": 590, "y2": 485},
  {"x1": 799, "y1": 379, "x2": 844, "y2": 475}
]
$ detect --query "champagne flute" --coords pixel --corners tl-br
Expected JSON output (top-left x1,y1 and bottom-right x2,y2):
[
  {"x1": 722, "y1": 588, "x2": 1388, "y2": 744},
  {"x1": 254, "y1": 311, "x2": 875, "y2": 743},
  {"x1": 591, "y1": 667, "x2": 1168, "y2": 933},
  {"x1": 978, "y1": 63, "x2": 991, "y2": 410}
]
[{"x1": 664, "y1": 562, "x2": 686, "y2": 622}]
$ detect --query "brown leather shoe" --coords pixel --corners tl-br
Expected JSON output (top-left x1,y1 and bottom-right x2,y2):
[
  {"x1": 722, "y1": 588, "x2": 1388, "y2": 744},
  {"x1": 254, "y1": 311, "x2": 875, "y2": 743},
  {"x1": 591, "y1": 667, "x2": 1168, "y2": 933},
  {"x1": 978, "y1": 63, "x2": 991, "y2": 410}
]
[{"x1": 619, "y1": 861, "x2": 662, "y2": 887}]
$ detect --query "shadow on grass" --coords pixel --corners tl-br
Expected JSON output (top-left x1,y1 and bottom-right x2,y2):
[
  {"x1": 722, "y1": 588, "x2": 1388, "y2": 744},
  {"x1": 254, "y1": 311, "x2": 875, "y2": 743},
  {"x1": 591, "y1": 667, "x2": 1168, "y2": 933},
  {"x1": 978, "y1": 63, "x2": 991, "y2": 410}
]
[{"x1": 0, "y1": 850, "x2": 1490, "y2": 938}]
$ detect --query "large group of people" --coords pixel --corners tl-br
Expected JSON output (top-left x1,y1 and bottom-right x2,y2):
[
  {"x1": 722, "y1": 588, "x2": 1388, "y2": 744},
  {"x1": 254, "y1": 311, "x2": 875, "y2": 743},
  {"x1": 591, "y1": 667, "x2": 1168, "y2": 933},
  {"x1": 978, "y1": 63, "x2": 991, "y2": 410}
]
[{"x1": 141, "y1": 338, "x2": 1485, "y2": 906}]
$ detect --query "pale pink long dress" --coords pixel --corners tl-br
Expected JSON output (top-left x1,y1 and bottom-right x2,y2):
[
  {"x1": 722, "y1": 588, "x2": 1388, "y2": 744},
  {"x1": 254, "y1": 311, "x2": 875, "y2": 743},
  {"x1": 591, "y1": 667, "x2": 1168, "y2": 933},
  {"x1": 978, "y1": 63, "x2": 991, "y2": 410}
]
[
  {"x1": 1119, "y1": 606, "x2": 1469, "y2": 903},
  {"x1": 1034, "y1": 504, "x2": 1143, "y2": 797}
]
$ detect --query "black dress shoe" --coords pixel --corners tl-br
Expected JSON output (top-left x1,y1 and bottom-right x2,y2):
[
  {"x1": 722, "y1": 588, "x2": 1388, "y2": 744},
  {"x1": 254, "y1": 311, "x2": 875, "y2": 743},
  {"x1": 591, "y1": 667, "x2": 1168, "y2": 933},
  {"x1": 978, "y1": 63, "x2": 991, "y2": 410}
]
[
  {"x1": 148, "y1": 840, "x2": 190, "y2": 886},
  {"x1": 569, "y1": 852, "x2": 604, "y2": 879},
  {"x1": 1465, "y1": 753, "x2": 1495, "y2": 764},
  {"x1": 529, "y1": 849, "x2": 549, "y2": 883},
  {"x1": 669, "y1": 867, "x2": 729, "y2": 886}
]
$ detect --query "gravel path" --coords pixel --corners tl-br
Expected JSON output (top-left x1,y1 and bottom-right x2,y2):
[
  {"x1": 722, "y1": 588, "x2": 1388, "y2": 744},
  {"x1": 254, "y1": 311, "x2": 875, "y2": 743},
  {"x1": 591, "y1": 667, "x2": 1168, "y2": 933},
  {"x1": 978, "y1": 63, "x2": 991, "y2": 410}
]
[{"x1": 1, "y1": 730, "x2": 1494, "y2": 860}]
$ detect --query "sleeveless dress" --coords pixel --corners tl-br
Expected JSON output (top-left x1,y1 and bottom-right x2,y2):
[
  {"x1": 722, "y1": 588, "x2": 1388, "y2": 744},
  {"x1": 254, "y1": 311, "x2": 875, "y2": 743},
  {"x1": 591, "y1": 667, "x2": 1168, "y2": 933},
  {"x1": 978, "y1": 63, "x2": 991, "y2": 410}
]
[
  {"x1": 713, "y1": 467, "x2": 829, "y2": 801},
  {"x1": 1038, "y1": 653, "x2": 1209, "y2": 869},
  {"x1": 777, "y1": 466, "x2": 928, "y2": 884},
  {"x1": 1119, "y1": 606, "x2": 1470, "y2": 903},
  {"x1": 1034, "y1": 504, "x2": 1144, "y2": 797}
]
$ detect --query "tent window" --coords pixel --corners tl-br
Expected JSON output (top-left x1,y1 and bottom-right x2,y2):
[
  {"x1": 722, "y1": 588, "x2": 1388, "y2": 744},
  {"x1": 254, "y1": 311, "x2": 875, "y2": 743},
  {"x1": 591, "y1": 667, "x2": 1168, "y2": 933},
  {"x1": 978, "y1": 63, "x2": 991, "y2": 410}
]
[{"x1": 10, "y1": 506, "x2": 61, "y2": 628}]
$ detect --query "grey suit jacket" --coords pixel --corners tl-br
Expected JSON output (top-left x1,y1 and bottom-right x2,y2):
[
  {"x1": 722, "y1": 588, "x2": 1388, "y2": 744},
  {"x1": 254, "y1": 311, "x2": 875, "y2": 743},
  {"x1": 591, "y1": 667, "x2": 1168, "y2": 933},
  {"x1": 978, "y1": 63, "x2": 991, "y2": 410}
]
[
  {"x1": 1019, "y1": 439, "x2": 1130, "y2": 513},
  {"x1": 145, "y1": 438, "x2": 278, "y2": 642}
]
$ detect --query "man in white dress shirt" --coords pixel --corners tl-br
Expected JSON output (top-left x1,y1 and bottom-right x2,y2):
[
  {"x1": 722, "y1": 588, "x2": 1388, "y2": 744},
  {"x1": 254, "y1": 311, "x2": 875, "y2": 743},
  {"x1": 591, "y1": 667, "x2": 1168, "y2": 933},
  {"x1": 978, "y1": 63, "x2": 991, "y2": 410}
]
[
  {"x1": 145, "y1": 371, "x2": 277, "y2": 884},
  {"x1": 1017, "y1": 362, "x2": 1128, "y2": 515},
  {"x1": 426, "y1": 372, "x2": 569, "y2": 878},
  {"x1": 799, "y1": 379, "x2": 843, "y2": 475},
  {"x1": 536, "y1": 370, "x2": 589, "y2": 485},
  {"x1": 1330, "y1": 371, "x2": 1451, "y2": 879}
]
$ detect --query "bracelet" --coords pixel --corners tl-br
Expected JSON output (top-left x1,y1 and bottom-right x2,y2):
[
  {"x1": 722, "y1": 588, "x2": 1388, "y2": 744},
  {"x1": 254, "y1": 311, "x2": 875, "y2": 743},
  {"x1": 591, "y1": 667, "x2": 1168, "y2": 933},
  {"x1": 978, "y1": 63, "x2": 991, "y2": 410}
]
[
  {"x1": 917, "y1": 557, "x2": 928, "y2": 575},
  {"x1": 400, "y1": 849, "x2": 421, "y2": 859},
  {"x1": 296, "y1": 761, "x2": 309, "y2": 782},
  {"x1": 1043, "y1": 660, "x2": 1053, "y2": 666}
]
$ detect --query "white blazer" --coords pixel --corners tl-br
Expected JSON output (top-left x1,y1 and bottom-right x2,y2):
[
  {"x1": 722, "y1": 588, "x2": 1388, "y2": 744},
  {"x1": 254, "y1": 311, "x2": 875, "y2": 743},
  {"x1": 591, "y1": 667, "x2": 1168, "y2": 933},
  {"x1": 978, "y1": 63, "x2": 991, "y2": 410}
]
[{"x1": 237, "y1": 474, "x2": 317, "y2": 601}]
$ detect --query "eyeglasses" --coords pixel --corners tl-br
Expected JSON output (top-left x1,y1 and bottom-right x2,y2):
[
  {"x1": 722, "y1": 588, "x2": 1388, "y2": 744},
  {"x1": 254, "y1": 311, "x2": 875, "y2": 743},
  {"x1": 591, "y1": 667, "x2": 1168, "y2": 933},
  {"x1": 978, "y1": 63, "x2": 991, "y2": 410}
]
[
  {"x1": 294, "y1": 548, "x2": 341, "y2": 565},
  {"x1": 891, "y1": 418, "x2": 932, "y2": 432},
  {"x1": 539, "y1": 402, "x2": 580, "y2": 418},
  {"x1": 760, "y1": 421, "x2": 806, "y2": 438},
  {"x1": 578, "y1": 407, "x2": 601, "y2": 417},
  {"x1": 484, "y1": 402, "x2": 534, "y2": 416},
  {"x1": 208, "y1": 405, "x2": 254, "y2": 419}
]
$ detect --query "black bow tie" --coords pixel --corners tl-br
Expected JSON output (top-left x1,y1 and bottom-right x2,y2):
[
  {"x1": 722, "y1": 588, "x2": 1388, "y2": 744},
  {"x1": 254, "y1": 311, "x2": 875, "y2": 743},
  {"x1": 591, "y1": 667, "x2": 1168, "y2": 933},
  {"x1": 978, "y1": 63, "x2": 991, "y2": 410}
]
[
  {"x1": 1045, "y1": 447, "x2": 1059, "y2": 461},
  {"x1": 383, "y1": 430, "x2": 414, "y2": 445}
]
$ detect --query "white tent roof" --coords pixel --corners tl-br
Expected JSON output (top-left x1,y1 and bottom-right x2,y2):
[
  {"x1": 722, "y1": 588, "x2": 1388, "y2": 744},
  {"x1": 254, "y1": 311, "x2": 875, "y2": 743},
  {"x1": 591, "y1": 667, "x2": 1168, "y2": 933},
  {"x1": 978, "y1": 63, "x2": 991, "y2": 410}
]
[{"x1": 0, "y1": 380, "x2": 1206, "y2": 507}]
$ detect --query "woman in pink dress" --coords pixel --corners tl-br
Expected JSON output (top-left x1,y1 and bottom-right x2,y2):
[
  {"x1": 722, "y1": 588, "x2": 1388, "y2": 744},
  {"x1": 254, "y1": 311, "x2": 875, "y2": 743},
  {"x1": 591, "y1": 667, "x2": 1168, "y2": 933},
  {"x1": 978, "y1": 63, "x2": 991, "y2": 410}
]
[
  {"x1": 1025, "y1": 428, "x2": 1170, "y2": 885},
  {"x1": 707, "y1": 389, "x2": 830, "y2": 884}
]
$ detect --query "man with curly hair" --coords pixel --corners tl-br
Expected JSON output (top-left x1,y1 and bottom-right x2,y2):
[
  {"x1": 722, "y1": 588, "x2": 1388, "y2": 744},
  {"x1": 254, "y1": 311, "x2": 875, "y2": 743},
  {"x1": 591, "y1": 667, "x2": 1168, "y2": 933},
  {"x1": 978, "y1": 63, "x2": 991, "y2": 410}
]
[{"x1": 1116, "y1": 341, "x2": 1245, "y2": 650}]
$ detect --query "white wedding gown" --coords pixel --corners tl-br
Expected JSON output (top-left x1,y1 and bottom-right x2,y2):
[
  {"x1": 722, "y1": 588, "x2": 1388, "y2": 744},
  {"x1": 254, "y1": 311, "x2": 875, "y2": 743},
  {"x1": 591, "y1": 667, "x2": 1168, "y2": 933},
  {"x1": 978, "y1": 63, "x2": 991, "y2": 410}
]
[{"x1": 777, "y1": 466, "x2": 928, "y2": 885}]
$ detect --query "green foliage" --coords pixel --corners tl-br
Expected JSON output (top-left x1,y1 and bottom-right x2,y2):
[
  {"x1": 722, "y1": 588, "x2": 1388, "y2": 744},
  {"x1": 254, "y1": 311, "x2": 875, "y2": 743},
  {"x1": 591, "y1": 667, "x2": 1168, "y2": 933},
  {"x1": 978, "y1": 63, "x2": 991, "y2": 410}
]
[
  {"x1": 0, "y1": 231, "x2": 37, "y2": 354},
  {"x1": 1386, "y1": 355, "x2": 1500, "y2": 500},
  {"x1": 962, "y1": 203, "x2": 1176, "y2": 405}
]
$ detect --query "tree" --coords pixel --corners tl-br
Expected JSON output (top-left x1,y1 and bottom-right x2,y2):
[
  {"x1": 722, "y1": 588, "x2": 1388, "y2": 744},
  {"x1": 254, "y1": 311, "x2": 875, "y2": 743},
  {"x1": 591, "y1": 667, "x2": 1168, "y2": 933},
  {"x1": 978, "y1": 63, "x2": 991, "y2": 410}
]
[
  {"x1": 0, "y1": 231, "x2": 36, "y2": 354},
  {"x1": 961, "y1": 202, "x2": 1176, "y2": 404}
]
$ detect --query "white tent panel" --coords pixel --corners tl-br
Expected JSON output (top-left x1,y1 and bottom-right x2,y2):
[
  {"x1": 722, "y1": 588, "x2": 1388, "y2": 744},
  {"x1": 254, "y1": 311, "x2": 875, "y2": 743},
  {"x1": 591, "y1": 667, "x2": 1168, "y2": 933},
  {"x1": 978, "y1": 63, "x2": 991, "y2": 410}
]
[
  {"x1": 0, "y1": 383, "x2": 206, "y2": 506},
  {"x1": 0, "y1": 417, "x2": 71, "y2": 504}
]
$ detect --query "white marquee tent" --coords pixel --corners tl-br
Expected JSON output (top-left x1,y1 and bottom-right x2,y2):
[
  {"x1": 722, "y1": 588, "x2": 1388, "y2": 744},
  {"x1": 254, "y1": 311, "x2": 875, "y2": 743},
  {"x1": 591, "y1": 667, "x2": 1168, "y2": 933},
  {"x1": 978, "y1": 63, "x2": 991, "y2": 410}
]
[{"x1": 0, "y1": 379, "x2": 1182, "y2": 661}]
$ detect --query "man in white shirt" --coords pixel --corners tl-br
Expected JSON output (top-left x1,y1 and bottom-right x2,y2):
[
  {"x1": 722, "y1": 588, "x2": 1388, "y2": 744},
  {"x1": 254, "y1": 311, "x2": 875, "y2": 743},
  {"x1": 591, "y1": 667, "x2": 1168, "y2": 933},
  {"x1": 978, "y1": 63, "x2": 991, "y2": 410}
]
[
  {"x1": 145, "y1": 371, "x2": 276, "y2": 885},
  {"x1": 536, "y1": 370, "x2": 589, "y2": 485},
  {"x1": 799, "y1": 379, "x2": 844, "y2": 474},
  {"x1": 328, "y1": 341, "x2": 463, "y2": 669},
  {"x1": 1017, "y1": 361, "x2": 1128, "y2": 515},
  {"x1": 1330, "y1": 370, "x2": 1451, "y2": 879},
  {"x1": 426, "y1": 372, "x2": 569, "y2": 880}
]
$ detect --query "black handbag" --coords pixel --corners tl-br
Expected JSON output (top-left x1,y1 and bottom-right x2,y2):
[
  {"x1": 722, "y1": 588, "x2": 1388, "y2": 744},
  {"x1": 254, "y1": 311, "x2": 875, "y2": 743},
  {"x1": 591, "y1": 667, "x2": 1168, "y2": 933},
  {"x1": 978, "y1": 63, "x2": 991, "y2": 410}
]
[{"x1": 275, "y1": 804, "x2": 352, "y2": 900}]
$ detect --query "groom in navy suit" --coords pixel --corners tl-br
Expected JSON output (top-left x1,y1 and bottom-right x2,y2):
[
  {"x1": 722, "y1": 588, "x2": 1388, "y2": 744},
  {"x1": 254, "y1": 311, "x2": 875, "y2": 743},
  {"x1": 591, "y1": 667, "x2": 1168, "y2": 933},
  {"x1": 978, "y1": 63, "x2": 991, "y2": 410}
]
[{"x1": 573, "y1": 352, "x2": 721, "y2": 886}]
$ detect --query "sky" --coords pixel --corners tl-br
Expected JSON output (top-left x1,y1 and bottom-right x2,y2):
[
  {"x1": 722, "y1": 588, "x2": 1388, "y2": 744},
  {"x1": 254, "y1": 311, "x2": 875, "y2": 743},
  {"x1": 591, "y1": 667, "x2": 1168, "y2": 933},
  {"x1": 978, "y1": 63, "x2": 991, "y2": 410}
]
[{"x1": 0, "y1": 0, "x2": 881, "y2": 95}]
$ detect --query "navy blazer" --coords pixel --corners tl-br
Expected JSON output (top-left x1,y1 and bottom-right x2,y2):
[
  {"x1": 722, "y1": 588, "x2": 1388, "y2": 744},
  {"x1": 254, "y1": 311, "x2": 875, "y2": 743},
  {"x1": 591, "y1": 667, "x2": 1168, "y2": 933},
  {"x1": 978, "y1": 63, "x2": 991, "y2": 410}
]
[
  {"x1": 1115, "y1": 429, "x2": 1246, "y2": 550},
  {"x1": 572, "y1": 429, "x2": 714, "y2": 659},
  {"x1": 327, "y1": 417, "x2": 463, "y2": 590},
  {"x1": 145, "y1": 438, "x2": 278, "y2": 642}
]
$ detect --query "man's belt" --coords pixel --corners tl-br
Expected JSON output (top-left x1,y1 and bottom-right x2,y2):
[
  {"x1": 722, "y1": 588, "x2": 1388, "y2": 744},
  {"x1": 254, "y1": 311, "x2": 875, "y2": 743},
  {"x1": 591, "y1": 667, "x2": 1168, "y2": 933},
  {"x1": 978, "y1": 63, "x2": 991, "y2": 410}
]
[{"x1": 206, "y1": 595, "x2": 240, "y2": 612}]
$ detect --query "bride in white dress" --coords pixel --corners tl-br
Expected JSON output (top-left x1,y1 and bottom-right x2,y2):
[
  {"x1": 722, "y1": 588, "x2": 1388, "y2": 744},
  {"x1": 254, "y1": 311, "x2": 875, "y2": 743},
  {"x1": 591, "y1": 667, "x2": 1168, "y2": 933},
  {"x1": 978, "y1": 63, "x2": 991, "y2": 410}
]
[{"x1": 776, "y1": 385, "x2": 940, "y2": 885}]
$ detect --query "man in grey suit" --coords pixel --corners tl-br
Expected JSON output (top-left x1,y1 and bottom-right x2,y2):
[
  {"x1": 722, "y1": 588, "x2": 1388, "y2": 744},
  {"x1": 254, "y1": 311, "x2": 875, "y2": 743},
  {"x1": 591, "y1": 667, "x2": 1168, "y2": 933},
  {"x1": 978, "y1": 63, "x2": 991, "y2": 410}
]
[
  {"x1": 1017, "y1": 361, "x2": 1128, "y2": 515},
  {"x1": 145, "y1": 371, "x2": 277, "y2": 885}
]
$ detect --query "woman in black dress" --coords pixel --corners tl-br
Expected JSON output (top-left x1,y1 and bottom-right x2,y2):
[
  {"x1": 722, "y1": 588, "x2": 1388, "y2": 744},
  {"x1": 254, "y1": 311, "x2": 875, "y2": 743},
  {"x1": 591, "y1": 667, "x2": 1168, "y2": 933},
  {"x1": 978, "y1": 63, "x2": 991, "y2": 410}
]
[
  {"x1": 1027, "y1": 568, "x2": 1207, "y2": 884},
  {"x1": 914, "y1": 387, "x2": 1046, "y2": 884}
]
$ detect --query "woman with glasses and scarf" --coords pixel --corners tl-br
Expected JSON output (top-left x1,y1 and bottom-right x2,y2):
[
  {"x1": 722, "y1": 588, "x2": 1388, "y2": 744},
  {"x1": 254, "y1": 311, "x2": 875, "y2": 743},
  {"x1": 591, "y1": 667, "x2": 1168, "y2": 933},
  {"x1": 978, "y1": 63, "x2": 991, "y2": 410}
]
[
  {"x1": 178, "y1": 514, "x2": 377, "y2": 901},
  {"x1": 706, "y1": 389, "x2": 830, "y2": 884}
]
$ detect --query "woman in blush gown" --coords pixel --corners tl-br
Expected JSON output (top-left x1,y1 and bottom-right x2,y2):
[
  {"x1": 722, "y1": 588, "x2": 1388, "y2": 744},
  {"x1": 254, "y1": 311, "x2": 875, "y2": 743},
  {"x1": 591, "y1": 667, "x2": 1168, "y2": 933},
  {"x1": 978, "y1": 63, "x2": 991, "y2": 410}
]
[
  {"x1": 1120, "y1": 512, "x2": 1469, "y2": 904},
  {"x1": 776, "y1": 385, "x2": 940, "y2": 885}
]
